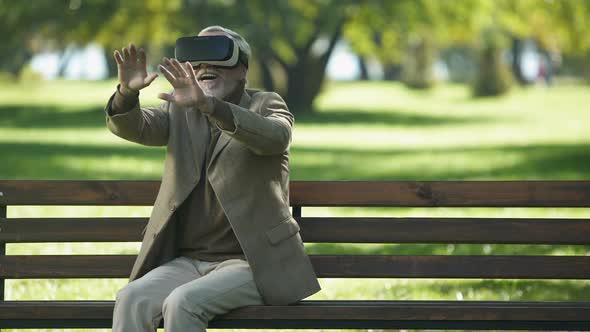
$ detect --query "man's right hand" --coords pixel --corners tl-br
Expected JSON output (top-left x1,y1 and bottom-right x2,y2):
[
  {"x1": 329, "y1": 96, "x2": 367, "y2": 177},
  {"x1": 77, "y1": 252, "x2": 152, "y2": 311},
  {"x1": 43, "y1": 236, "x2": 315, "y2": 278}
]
[{"x1": 114, "y1": 43, "x2": 158, "y2": 96}]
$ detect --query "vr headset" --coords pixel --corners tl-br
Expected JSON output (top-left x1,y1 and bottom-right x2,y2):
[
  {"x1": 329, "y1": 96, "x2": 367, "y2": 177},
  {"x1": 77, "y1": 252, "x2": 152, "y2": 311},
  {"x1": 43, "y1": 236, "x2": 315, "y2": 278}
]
[{"x1": 175, "y1": 35, "x2": 248, "y2": 69}]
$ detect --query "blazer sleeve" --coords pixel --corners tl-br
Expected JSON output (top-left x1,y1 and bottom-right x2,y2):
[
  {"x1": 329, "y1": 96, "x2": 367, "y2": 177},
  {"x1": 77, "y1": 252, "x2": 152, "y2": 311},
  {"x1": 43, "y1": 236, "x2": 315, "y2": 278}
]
[
  {"x1": 216, "y1": 92, "x2": 294, "y2": 156},
  {"x1": 104, "y1": 89, "x2": 170, "y2": 147}
]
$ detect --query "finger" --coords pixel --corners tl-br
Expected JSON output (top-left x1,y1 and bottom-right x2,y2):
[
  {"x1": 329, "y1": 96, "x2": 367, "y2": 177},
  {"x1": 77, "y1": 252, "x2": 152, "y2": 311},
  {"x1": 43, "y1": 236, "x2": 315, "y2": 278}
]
[
  {"x1": 113, "y1": 50, "x2": 124, "y2": 65},
  {"x1": 158, "y1": 64, "x2": 177, "y2": 86},
  {"x1": 172, "y1": 58, "x2": 189, "y2": 77},
  {"x1": 129, "y1": 43, "x2": 137, "y2": 63},
  {"x1": 122, "y1": 47, "x2": 130, "y2": 61},
  {"x1": 192, "y1": 75, "x2": 204, "y2": 96},
  {"x1": 158, "y1": 92, "x2": 174, "y2": 102},
  {"x1": 185, "y1": 61, "x2": 196, "y2": 81},
  {"x1": 144, "y1": 73, "x2": 158, "y2": 86},
  {"x1": 138, "y1": 48, "x2": 146, "y2": 65},
  {"x1": 163, "y1": 57, "x2": 181, "y2": 77}
]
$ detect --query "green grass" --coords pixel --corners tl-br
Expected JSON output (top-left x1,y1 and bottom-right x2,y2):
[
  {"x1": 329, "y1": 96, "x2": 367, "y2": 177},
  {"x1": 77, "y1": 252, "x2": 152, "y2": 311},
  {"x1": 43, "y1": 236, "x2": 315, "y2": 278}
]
[{"x1": 2, "y1": 79, "x2": 590, "y2": 331}]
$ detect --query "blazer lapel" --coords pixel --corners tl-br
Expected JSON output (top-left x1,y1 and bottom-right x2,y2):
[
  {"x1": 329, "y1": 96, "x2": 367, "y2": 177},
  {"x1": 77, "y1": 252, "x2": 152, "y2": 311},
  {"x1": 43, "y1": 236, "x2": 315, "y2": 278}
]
[
  {"x1": 185, "y1": 109, "x2": 209, "y2": 174},
  {"x1": 208, "y1": 91, "x2": 251, "y2": 169}
]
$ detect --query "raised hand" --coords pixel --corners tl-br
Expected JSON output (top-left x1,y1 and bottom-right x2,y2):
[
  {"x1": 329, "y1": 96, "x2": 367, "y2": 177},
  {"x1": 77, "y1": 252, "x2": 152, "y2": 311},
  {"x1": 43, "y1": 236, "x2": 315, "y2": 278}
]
[
  {"x1": 158, "y1": 58, "x2": 211, "y2": 112},
  {"x1": 113, "y1": 43, "x2": 158, "y2": 96}
]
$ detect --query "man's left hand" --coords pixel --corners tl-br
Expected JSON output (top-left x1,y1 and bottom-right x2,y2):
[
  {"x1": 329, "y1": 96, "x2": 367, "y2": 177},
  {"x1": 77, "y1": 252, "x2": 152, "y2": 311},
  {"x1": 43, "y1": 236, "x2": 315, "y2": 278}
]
[{"x1": 157, "y1": 57, "x2": 213, "y2": 113}]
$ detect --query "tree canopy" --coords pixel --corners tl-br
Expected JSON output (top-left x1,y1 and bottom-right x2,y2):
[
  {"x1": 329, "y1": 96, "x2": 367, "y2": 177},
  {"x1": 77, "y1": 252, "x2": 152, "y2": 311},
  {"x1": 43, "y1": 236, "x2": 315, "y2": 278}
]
[{"x1": 2, "y1": 0, "x2": 589, "y2": 110}]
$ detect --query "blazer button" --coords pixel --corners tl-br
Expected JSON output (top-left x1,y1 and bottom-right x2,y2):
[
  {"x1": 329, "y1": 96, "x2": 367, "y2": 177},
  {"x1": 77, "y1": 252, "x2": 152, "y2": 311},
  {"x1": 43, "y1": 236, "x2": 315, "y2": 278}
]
[{"x1": 170, "y1": 204, "x2": 176, "y2": 211}]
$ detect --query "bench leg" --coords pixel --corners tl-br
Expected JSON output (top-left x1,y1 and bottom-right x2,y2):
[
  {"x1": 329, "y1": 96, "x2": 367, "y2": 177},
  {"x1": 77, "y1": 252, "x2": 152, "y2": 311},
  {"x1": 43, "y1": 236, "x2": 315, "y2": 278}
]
[{"x1": 1, "y1": 204, "x2": 6, "y2": 332}]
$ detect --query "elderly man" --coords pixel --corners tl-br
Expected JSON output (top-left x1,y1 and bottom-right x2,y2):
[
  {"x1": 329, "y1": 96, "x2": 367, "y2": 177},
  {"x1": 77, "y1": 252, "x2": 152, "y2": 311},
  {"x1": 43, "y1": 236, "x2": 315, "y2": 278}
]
[{"x1": 105, "y1": 25, "x2": 320, "y2": 331}]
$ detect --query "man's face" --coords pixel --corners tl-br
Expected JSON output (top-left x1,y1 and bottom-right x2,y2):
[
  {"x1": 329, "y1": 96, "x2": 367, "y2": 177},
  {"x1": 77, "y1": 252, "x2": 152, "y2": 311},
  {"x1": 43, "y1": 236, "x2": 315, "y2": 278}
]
[{"x1": 193, "y1": 31, "x2": 247, "y2": 100}]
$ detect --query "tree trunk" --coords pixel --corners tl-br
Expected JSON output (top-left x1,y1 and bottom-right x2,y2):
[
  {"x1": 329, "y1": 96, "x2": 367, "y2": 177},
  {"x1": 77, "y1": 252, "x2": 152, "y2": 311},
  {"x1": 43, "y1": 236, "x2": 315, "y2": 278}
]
[
  {"x1": 473, "y1": 37, "x2": 513, "y2": 97},
  {"x1": 284, "y1": 56, "x2": 326, "y2": 113},
  {"x1": 358, "y1": 55, "x2": 369, "y2": 80},
  {"x1": 104, "y1": 47, "x2": 118, "y2": 78},
  {"x1": 0, "y1": 47, "x2": 32, "y2": 77},
  {"x1": 56, "y1": 45, "x2": 76, "y2": 78},
  {"x1": 383, "y1": 63, "x2": 402, "y2": 81},
  {"x1": 282, "y1": 20, "x2": 345, "y2": 114},
  {"x1": 258, "y1": 58, "x2": 275, "y2": 92},
  {"x1": 511, "y1": 37, "x2": 526, "y2": 84},
  {"x1": 402, "y1": 36, "x2": 436, "y2": 89}
]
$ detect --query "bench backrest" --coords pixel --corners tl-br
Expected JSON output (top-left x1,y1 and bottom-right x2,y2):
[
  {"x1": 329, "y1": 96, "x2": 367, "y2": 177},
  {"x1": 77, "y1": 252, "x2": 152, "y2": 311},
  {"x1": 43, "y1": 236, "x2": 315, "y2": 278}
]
[{"x1": 1, "y1": 180, "x2": 590, "y2": 301}]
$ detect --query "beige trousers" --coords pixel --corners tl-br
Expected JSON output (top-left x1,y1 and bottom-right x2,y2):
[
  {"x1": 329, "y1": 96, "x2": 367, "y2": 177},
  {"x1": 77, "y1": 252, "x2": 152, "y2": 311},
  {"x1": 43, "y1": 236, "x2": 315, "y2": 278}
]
[{"x1": 112, "y1": 256, "x2": 265, "y2": 331}]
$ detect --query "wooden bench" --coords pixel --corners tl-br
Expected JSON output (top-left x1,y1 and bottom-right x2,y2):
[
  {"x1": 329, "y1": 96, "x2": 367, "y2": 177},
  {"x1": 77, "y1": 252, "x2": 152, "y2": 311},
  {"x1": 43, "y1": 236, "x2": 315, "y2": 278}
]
[{"x1": 1, "y1": 180, "x2": 589, "y2": 330}]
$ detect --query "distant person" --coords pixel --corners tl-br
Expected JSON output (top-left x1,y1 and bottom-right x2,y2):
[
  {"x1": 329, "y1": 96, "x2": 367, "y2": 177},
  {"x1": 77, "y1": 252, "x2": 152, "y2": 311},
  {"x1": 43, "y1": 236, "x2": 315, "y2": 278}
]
[
  {"x1": 105, "y1": 25, "x2": 320, "y2": 332},
  {"x1": 538, "y1": 59, "x2": 547, "y2": 85},
  {"x1": 541, "y1": 48, "x2": 562, "y2": 86}
]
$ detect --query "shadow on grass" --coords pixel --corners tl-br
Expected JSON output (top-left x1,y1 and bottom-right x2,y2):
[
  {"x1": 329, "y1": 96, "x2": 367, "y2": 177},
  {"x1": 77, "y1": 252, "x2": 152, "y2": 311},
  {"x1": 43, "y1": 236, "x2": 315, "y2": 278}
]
[
  {"x1": 2, "y1": 141, "x2": 589, "y2": 180},
  {"x1": 0, "y1": 103, "x2": 498, "y2": 129},
  {"x1": 295, "y1": 108, "x2": 500, "y2": 126},
  {"x1": 290, "y1": 143, "x2": 590, "y2": 180},
  {"x1": 0, "y1": 104, "x2": 108, "y2": 129},
  {"x1": 0, "y1": 142, "x2": 166, "y2": 179}
]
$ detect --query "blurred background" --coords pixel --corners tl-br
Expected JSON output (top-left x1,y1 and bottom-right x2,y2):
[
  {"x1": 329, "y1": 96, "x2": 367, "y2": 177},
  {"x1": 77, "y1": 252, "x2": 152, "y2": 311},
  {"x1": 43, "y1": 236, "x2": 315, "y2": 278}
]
[{"x1": 1, "y1": 1, "x2": 590, "y2": 331}]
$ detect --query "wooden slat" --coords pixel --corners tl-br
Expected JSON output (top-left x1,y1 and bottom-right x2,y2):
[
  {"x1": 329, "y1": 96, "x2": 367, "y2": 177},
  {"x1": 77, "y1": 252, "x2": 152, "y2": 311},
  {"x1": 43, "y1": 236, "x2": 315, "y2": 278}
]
[
  {"x1": 1, "y1": 180, "x2": 590, "y2": 206},
  {"x1": 298, "y1": 217, "x2": 590, "y2": 244},
  {"x1": 0, "y1": 218, "x2": 147, "y2": 242},
  {"x1": 2, "y1": 255, "x2": 590, "y2": 279},
  {"x1": 311, "y1": 255, "x2": 590, "y2": 279},
  {"x1": 290, "y1": 181, "x2": 590, "y2": 207},
  {"x1": 2, "y1": 217, "x2": 590, "y2": 244},
  {"x1": 0, "y1": 180, "x2": 159, "y2": 206},
  {"x1": 0, "y1": 204, "x2": 5, "y2": 302},
  {"x1": 0, "y1": 255, "x2": 135, "y2": 278},
  {"x1": 1, "y1": 300, "x2": 589, "y2": 322}
]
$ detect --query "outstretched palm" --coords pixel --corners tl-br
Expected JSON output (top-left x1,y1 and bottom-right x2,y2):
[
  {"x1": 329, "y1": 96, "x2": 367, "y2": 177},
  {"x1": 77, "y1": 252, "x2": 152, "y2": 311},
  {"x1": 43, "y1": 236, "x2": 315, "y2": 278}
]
[
  {"x1": 157, "y1": 58, "x2": 208, "y2": 110},
  {"x1": 113, "y1": 43, "x2": 158, "y2": 94}
]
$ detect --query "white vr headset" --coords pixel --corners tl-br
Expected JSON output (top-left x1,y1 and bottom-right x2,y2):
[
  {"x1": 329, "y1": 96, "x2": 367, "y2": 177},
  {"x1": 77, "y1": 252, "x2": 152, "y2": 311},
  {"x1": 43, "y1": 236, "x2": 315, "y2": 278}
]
[{"x1": 174, "y1": 35, "x2": 248, "y2": 68}]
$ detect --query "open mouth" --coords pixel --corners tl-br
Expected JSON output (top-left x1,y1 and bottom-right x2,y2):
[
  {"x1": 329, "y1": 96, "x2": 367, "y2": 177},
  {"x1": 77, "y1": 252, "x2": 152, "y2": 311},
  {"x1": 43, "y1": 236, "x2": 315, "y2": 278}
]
[{"x1": 198, "y1": 72, "x2": 219, "y2": 81}]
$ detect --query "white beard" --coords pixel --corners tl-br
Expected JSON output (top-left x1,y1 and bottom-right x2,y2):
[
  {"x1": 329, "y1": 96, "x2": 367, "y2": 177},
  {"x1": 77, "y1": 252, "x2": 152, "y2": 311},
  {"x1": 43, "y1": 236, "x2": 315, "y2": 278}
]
[{"x1": 199, "y1": 78, "x2": 239, "y2": 100}]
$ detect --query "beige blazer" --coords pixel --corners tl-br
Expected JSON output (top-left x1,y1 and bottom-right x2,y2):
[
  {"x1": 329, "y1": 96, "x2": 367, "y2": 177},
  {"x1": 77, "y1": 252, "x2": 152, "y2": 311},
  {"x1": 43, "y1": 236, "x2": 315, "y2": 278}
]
[{"x1": 104, "y1": 88, "x2": 321, "y2": 305}]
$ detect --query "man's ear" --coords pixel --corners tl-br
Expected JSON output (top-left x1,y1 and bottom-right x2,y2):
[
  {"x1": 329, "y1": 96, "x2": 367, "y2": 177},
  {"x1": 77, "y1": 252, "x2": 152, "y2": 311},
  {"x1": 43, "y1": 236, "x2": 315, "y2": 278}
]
[
  {"x1": 238, "y1": 78, "x2": 247, "y2": 90},
  {"x1": 239, "y1": 65, "x2": 248, "y2": 79}
]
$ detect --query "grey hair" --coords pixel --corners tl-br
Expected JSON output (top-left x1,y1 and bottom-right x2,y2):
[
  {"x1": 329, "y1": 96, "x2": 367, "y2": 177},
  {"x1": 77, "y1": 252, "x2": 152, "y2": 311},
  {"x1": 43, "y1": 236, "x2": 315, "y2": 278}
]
[{"x1": 199, "y1": 25, "x2": 252, "y2": 60}]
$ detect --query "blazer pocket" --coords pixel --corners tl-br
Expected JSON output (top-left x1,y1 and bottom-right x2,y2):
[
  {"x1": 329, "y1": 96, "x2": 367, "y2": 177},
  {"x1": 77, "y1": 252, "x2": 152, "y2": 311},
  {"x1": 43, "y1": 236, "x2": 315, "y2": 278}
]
[{"x1": 265, "y1": 217, "x2": 300, "y2": 245}]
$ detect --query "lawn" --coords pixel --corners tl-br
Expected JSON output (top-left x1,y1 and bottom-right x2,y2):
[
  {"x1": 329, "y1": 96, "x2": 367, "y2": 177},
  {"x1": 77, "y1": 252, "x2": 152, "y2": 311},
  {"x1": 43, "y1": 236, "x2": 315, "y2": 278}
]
[{"x1": 2, "y1": 78, "x2": 590, "y2": 332}]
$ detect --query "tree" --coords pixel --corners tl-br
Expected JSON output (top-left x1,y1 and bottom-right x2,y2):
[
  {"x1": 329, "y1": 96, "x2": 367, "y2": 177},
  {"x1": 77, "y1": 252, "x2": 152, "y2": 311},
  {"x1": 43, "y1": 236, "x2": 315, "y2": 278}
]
[
  {"x1": 345, "y1": 0, "x2": 483, "y2": 88},
  {"x1": 472, "y1": 28, "x2": 513, "y2": 96},
  {"x1": 228, "y1": 0, "x2": 352, "y2": 113},
  {"x1": 3, "y1": 0, "x2": 590, "y2": 108},
  {"x1": 70, "y1": 0, "x2": 355, "y2": 114},
  {"x1": 480, "y1": 0, "x2": 590, "y2": 84},
  {"x1": 0, "y1": 0, "x2": 119, "y2": 76}
]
